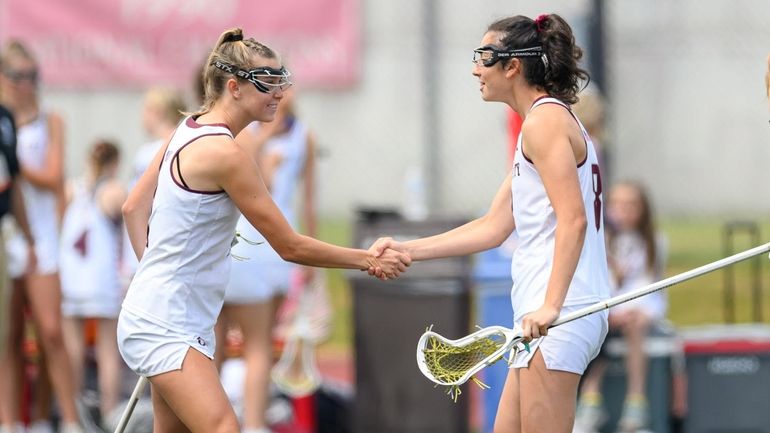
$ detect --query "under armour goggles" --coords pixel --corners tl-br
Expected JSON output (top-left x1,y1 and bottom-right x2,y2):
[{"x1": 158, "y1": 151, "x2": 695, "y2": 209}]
[
  {"x1": 472, "y1": 45, "x2": 544, "y2": 67},
  {"x1": 213, "y1": 60, "x2": 293, "y2": 94}
]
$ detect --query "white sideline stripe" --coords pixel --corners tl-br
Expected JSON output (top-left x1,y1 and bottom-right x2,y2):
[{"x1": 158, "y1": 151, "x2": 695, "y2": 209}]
[{"x1": 678, "y1": 324, "x2": 770, "y2": 342}]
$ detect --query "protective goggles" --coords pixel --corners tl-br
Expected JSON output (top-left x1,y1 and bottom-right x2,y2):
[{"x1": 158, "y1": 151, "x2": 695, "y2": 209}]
[
  {"x1": 213, "y1": 60, "x2": 293, "y2": 94},
  {"x1": 472, "y1": 45, "x2": 544, "y2": 67}
]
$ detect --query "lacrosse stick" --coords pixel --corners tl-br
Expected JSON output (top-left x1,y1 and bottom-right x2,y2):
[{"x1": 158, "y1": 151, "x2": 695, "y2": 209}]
[
  {"x1": 113, "y1": 375, "x2": 148, "y2": 433},
  {"x1": 417, "y1": 241, "x2": 770, "y2": 400},
  {"x1": 271, "y1": 275, "x2": 331, "y2": 397}
]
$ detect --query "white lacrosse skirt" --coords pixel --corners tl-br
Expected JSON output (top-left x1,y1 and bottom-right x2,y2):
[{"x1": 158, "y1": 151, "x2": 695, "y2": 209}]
[
  {"x1": 511, "y1": 304, "x2": 608, "y2": 374},
  {"x1": 2, "y1": 216, "x2": 60, "y2": 278},
  {"x1": 117, "y1": 308, "x2": 215, "y2": 377}
]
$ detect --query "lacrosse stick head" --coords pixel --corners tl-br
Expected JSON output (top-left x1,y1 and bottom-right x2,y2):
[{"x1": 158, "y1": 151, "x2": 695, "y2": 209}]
[
  {"x1": 416, "y1": 325, "x2": 523, "y2": 388},
  {"x1": 271, "y1": 337, "x2": 322, "y2": 398}
]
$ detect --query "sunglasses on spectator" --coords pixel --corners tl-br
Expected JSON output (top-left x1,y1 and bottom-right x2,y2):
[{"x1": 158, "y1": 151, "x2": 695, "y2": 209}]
[{"x1": 2, "y1": 68, "x2": 39, "y2": 83}]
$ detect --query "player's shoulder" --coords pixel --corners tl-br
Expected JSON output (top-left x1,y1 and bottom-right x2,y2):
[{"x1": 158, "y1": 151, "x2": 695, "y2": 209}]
[
  {"x1": 524, "y1": 100, "x2": 577, "y2": 138},
  {"x1": 199, "y1": 135, "x2": 249, "y2": 172},
  {"x1": 526, "y1": 100, "x2": 573, "y2": 125}
]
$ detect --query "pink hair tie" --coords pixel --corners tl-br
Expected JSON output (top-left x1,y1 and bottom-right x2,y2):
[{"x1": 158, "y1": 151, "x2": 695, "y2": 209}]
[{"x1": 534, "y1": 14, "x2": 548, "y2": 32}]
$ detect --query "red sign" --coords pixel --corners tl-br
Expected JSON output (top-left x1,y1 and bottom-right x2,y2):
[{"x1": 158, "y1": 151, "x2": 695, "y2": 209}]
[{"x1": 0, "y1": 0, "x2": 360, "y2": 89}]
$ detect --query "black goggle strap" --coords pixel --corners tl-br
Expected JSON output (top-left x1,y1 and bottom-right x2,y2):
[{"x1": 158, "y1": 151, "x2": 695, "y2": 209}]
[
  {"x1": 492, "y1": 46, "x2": 543, "y2": 59},
  {"x1": 474, "y1": 46, "x2": 548, "y2": 68},
  {"x1": 213, "y1": 61, "x2": 292, "y2": 93}
]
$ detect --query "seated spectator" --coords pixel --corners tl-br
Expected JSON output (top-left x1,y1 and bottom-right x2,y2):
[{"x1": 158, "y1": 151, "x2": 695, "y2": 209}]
[{"x1": 575, "y1": 181, "x2": 668, "y2": 433}]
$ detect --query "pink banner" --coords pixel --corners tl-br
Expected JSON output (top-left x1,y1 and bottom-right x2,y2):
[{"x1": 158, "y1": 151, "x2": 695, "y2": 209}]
[{"x1": 0, "y1": 0, "x2": 360, "y2": 89}]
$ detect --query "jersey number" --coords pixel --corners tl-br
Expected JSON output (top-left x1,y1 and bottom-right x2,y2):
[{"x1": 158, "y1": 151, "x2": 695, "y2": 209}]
[{"x1": 591, "y1": 164, "x2": 602, "y2": 231}]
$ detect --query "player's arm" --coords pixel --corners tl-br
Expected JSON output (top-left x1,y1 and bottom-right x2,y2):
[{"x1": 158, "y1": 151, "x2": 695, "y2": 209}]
[
  {"x1": 298, "y1": 132, "x2": 319, "y2": 282},
  {"x1": 122, "y1": 137, "x2": 170, "y2": 260},
  {"x1": 10, "y1": 175, "x2": 34, "y2": 247},
  {"x1": 214, "y1": 141, "x2": 409, "y2": 276},
  {"x1": 20, "y1": 113, "x2": 64, "y2": 191},
  {"x1": 372, "y1": 174, "x2": 516, "y2": 261},
  {"x1": 99, "y1": 179, "x2": 128, "y2": 222},
  {"x1": 520, "y1": 107, "x2": 587, "y2": 339},
  {"x1": 10, "y1": 182, "x2": 36, "y2": 274},
  {"x1": 301, "y1": 132, "x2": 318, "y2": 239},
  {"x1": 2, "y1": 110, "x2": 36, "y2": 272}
]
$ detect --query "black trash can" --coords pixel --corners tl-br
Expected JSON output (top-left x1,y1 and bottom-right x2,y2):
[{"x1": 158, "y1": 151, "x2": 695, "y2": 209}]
[
  {"x1": 350, "y1": 210, "x2": 471, "y2": 433},
  {"x1": 682, "y1": 324, "x2": 770, "y2": 433}
]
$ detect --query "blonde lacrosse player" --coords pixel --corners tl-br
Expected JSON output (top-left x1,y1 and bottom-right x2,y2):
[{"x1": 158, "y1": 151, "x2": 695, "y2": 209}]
[
  {"x1": 371, "y1": 13, "x2": 610, "y2": 433},
  {"x1": 119, "y1": 28, "x2": 410, "y2": 433},
  {"x1": 215, "y1": 89, "x2": 318, "y2": 433},
  {"x1": 0, "y1": 39, "x2": 82, "y2": 433}
]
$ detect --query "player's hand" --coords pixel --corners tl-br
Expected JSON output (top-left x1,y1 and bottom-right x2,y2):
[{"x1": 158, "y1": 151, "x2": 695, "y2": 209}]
[
  {"x1": 24, "y1": 246, "x2": 37, "y2": 276},
  {"x1": 520, "y1": 305, "x2": 560, "y2": 343},
  {"x1": 365, "y1": 247, "x2": 411, "y2": 280},
  {"x1": 366, "y1": 237, "x2": 409, "y2": 277}
]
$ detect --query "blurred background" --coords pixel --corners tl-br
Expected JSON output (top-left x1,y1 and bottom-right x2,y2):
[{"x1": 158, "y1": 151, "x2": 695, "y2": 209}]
[
  {"x1": 1, "y1": 0, "x2": 770, "y2": 432},
  {"x1": 2, "y1": 0, "x2": 769, "y2": 216}
]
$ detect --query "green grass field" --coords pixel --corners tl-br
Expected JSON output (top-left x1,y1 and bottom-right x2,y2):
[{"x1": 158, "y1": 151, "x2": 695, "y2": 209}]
[
  {"x1": 662, "y1": 218, "x2": 770, "y2": 325},
  {"x1": 316, "y1": 217, "x2": 770, "y2": 351}
]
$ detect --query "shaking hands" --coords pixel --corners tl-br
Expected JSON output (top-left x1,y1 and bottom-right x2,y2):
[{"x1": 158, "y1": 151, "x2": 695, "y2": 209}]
[{"x1": 365, "y1": 237, "x2": 411, "y2": 280}]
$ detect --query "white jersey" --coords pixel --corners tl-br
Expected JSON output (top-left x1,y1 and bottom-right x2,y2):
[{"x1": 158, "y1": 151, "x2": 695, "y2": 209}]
[
  {"x1": 225, "y1": 120, "x2": 308, "y2": 303},
  {"x1": 60, "y1": 178, "x2": 121, "y2": 317},
  {"x1": 122, "y1": 117, "x2": 240, "y2": 342},
  {"x1": 510, "y1": 97, "x2": 610, "y2": 322},
  {"x1": 16, "y1": 113, "x2": 60, "y2": 272},
  {"x1": 264, "y1": 119, "x2": 308, "y2": 225},
  {"x1": 233, "y1": 120, "x2": 308, "y2": 241}
]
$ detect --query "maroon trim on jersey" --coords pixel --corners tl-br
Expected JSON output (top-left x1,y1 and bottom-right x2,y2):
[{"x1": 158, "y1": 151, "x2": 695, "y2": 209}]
[
  {"x1": 525, "y1": 99, "x2": 589, "y2": 168},
  {"x1": 186, "y1": 116, "x2": 232, "y2": 132},
  {"x1": 576, "y1": 152, "x2": 589, "y2": 168},
  {"x1": 521, "y1": 144, "x2": 536, "y2": 165},
  {"x1": 529, "y1": 94, "x2": 552, "y2": 109},
  {"x1": 520, "y1": 96, "x2": 555, "y2": 164},
  {"x1": 168, "y1": 133, "x2": 231, "y2": 195}
]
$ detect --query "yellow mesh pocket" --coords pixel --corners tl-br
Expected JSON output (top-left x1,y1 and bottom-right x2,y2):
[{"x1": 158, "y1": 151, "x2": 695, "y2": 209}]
[{"x1": 422, "y1": 331, "x2": 507, "y2": 384}]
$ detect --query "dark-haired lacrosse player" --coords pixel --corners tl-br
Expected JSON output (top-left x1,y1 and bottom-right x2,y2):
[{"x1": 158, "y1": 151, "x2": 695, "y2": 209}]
[
  {"x1": 118, "y1": 28, "x2": 410, "y2": 433},
  {"x1": 370, "y1": 14, "x2": 610, "y2": 433}
]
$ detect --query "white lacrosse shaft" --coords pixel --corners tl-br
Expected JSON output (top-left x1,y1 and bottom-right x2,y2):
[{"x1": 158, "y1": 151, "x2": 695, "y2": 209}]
[
  {"x1": 416, "y1": 242, "x2": 770, "y2": 388},
  {"x1": 114, "y1": 375, "x2": 149, "y2": 433},
  {"x1": 551, "y1": 241, "x2": 770, "y2": 328}
]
